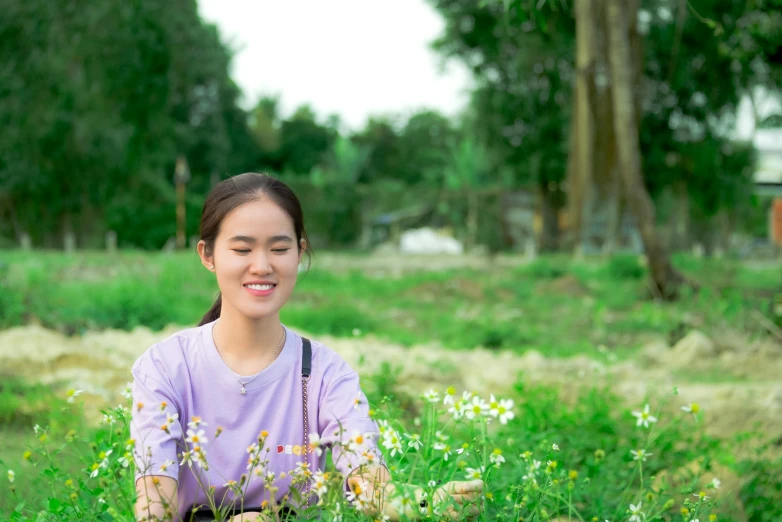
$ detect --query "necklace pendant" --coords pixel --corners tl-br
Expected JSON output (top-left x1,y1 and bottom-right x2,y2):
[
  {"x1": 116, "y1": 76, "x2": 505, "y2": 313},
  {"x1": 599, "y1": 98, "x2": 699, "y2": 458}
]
[{"x1": 241, "y1": 387, "x2": 247, "y2": 395}]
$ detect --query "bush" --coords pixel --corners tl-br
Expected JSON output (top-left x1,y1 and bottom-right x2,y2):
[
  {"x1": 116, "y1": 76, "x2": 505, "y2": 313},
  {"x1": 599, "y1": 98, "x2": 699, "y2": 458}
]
[
  {"x1": 1, "y1": 377, "x2": 759, "y2": 521},
  {"x1": 606, "y1": 254, "x2": 646, "y2": 280}
]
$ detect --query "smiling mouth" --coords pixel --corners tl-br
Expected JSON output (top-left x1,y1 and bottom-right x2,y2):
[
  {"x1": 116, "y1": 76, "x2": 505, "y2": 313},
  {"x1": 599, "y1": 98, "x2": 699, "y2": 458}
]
[{"x1": 244, "y1": 283, "x2": 276, "y2": 290}]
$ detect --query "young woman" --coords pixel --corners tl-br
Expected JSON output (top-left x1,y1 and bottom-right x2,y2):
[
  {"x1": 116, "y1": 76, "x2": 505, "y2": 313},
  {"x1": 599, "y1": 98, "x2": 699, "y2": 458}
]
[{"x1": 131, "y1": 173, "x2": 482, "y2": 521}]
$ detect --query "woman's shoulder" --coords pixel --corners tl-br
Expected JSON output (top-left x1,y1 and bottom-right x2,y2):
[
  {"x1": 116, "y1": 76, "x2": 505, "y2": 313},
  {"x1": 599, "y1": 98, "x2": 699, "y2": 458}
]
[
  {"x1": 289, "y1": 329, "x2": 358, "y2": 381},
  {"x1": 131, "y1": 322, "x2": 208, "y2": 379}
]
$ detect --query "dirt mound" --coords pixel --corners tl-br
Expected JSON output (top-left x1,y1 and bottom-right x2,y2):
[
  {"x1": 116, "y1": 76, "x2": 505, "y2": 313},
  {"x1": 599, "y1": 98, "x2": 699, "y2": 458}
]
[{"x1": 0, "y1": 324, "x2": 780, "y2": 444}]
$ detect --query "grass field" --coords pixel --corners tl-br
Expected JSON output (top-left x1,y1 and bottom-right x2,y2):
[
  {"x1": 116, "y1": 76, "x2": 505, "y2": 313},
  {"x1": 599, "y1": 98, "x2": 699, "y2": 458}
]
[
  {"x1": 1, "y1": 251, "x2": 781, "y2": 521},
  {"x1": 1, "y1": 251, "x2": 779, "y2": 357}
]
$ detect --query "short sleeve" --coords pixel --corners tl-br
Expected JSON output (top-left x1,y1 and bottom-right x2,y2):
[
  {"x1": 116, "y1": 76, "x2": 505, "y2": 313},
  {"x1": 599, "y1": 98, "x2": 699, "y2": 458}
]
[
  {"x1": 317, "y1": 372, "x2": 384, "y2": 485},
  {"x1": 130, "y1": 367, "x2": 182, "y2": 483}
]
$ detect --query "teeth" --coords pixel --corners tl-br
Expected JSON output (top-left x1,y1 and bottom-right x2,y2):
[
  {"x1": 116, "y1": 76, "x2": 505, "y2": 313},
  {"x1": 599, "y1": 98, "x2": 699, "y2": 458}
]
[{"x1": 246, "y1": 284, "x2": 274, "y2": 290}]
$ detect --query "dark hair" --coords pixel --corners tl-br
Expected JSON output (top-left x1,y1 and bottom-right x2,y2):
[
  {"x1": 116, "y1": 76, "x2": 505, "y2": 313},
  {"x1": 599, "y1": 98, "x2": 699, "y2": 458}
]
[{"x1": 198, "y1": 172, "x2": 312, "y2": 326}]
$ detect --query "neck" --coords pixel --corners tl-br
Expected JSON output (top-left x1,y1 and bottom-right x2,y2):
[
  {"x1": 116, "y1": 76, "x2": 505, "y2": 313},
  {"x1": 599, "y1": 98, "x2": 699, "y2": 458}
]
[{"x1": 213, "y1": 307, "x2": 285, "y2": 361}]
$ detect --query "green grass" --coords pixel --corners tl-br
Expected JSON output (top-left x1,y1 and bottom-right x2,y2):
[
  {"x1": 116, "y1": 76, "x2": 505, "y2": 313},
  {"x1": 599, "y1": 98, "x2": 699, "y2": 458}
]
[
  {"x1": 1, "y1": 250, "x2": 781, "y2": 520},
  {"x1": 2, "y1": 368, "x2": 779, "y2": 521},
  {"x1": 1, "y1": 251, "x2": 780, "y2": 358}
]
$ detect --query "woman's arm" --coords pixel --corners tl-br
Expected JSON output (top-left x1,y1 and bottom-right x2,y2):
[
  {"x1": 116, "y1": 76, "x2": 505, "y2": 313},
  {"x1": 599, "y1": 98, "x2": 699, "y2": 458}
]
[{"x1": 135, "y1": 475, "x2": 178, "y2": 521}]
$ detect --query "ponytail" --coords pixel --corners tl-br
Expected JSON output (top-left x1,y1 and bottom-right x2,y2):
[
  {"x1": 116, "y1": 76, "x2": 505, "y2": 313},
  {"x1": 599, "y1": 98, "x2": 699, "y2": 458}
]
[{"x1": 198, "y1": 293, "x2": 222, "y2": 326}]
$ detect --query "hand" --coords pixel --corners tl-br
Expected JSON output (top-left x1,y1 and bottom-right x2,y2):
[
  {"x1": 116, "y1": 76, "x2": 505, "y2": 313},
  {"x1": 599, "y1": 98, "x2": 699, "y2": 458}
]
[
  {"x1": 433, "y1": 479, "x2": 483, "y2": 518},
  {"x1": 229, "y1": 512, "x2": 265, "y2": 522}
]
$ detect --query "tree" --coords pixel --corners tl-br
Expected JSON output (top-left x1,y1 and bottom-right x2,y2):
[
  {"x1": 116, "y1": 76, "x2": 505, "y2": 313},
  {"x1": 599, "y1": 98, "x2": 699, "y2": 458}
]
[{"x1": 0, "y1": 0, "x2": 260, "y2": 249}]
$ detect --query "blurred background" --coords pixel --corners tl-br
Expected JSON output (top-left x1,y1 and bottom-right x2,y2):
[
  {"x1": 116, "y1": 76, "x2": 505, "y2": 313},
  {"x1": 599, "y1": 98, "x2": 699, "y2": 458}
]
[
  {"x1": 0, "y1": 0, "x2": 780, "y2": 267},
  {"x1": 1, "y1": 0, "x2": 782, "y2": 520}
]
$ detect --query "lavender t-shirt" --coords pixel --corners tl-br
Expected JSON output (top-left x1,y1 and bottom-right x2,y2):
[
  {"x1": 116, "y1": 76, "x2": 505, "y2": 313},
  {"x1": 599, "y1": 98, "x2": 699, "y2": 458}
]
[{"x1": 131, "y1": 320, "x2": 380, "y2": 519}]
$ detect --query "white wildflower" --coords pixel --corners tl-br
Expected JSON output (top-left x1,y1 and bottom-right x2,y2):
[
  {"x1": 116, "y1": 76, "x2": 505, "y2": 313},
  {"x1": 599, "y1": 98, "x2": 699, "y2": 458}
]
[
  {"x1": 405, "y1": 433, "x2": 423, "y2": 451},
  {"x1": 465, "y1": 466, "x2": 484, "y2": 480},
  {"x1": 433, "y1": 442, "x2": 452, "y2": 461},
  {"x1": 465, "y1": 395, "x2": 489, "y2": 420},
  {"x1": 185, "y1": 429, "x2": 208, "y2": 446},
  {"x1": 630, "y1": 449, "x2": 652, "y2": 462},
  {"x1": 631, "y1": 404, "x2": 658, "y2": 428},
  {"x1": 629, "y1": 502, "x2": 644, "y2": 522},
  {"x1": 422, "y1": 389, "x2": 440, "y2": 403},
  {"x1": 309, "y1": 433, "x2": 324, "y2": 457},
  {"x1": 381, "y1": 430, "x2": 403, "y2": 457},
  {"x1": 66, "y1": 389, "x2": 83, "y2": 404}
]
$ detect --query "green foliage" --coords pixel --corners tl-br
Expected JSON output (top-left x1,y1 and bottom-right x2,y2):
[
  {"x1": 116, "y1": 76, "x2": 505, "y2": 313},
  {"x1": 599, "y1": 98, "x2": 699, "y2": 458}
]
[
  {"x1": 0, "y1": 0, "x2": 260, "y2": 249},
  {"x1": 1, "y1": 374, "x2": 770, "y2": 521},
  {"x1": 3, "y1": 252, "x2": 780, "y2": 360},
  {"x1": 738, "y1": 454, "x2": 782, "y2": 522},
  {"x1": 606, "y1": 255, "x2": 646, "y2": 280}
]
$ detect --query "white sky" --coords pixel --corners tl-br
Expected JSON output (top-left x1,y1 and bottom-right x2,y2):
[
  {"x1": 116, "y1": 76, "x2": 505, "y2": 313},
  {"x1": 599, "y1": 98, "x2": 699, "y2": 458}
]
[{"x1": 197, "y1": 0, "x2": 473, "y2": 131}]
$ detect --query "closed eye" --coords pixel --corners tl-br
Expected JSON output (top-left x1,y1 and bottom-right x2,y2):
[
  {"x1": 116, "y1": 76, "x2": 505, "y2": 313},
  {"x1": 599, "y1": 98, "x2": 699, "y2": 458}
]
[
  {"x1": 272, "y1": 248, "x2": 290, "y2": 253},
  {"x1": 233, "y1": 249, "x2": 250, "y2": 254}
]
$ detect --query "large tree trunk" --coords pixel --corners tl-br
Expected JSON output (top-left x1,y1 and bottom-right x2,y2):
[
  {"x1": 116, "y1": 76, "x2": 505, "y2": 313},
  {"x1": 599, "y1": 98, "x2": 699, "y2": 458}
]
[
  {"x1": 568, "y1": 0, "x2": 597, "y2": 255},
  {"x1": 539, "y1": 182, "x2": 561, "y2": 252},
  {"x1": 605, "y1": 0, "x2": 686, "y2": 298}
]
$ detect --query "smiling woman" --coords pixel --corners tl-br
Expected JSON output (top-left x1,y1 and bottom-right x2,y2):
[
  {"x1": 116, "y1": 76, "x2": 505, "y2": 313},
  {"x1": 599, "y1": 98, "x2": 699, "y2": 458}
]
[{"x1": 130, "y1": 172, "x2": 482, "y2": 521}]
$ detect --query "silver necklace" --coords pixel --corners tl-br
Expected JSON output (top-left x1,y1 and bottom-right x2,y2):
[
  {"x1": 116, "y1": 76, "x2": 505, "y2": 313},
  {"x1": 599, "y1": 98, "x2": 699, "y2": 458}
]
[{"x1": 212, "y1": 324, "x2": 286, "y2": 395}]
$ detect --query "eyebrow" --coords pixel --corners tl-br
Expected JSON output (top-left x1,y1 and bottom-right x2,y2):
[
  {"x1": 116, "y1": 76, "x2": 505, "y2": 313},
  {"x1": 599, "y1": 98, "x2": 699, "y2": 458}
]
[{"x1": 228, "y1": 235, "x2": 294, "y2": 244}]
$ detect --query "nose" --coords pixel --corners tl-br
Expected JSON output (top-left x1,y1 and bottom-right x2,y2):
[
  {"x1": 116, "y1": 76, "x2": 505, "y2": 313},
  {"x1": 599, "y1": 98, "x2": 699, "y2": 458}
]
[{"x1": 249, "y1": 251, "x2": 273, "y2": 275}]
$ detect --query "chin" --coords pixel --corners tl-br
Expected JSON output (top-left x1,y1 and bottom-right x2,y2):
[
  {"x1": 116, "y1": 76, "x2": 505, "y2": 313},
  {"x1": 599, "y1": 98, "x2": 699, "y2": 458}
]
[{"x1": 240, "y1": 304, "x2": 282, "y2": 321}]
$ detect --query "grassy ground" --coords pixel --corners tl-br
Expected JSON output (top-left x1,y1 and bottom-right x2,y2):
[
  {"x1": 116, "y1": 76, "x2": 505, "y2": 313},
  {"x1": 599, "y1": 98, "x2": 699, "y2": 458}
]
[
  {"x1": 1, "y1": 251, "x2": 781, "y2": 520},
  {"x1": 2, "y1": 251, "x2": 780, "y2": 359}
]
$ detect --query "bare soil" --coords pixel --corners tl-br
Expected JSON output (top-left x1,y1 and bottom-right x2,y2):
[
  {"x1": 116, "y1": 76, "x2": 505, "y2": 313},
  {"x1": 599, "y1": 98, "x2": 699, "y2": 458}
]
[{"x1": 1, "y1": 323, "x2": 780, "y2": 445}]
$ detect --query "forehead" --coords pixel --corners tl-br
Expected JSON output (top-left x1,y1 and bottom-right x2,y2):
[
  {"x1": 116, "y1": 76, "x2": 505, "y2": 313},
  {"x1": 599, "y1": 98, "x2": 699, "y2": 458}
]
[{"x1": 218, "y1": 198, "x2": 295, "y2": 240}]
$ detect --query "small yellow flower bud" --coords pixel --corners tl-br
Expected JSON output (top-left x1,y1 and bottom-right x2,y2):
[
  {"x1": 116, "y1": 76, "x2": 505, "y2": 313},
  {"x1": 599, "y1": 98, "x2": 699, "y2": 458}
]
[
  {"x1": 65, "y1": 479, "x2": 73, "y2": 487},
  {"x1": 681, "y1": 507, "x2": 690, "y2": 516},
  {"x1": 70, "y1": 492, "x2": 78, "y2": 501},
  {"x1": 568, "y1": 470, "x2": 578, "y2": 480},
  {"x1": 137, "y1": 402, "x2": 144, "y2": 411},
  {"x1": 23, "y1": 450, "x2": 32, "y2": 460},
  {"x1": 260, "y1": 430, "x2": 269, "y2": 438},
  {"x1": 709, "y1": 515, "x2": 717, "y2": 521},
  {"x1": 160, "y1": 401, "x2": 167, "y2": 410},
  {"x1": 594, "y1": 449, "x2": 605, "y2": 460},
  {"x1": 152, "y1": 477, "x2": 160, "y2": 486}
]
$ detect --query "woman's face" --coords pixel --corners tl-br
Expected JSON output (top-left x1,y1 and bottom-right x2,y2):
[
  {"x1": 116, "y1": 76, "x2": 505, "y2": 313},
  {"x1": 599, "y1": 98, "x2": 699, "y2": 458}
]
[{"x1": 200, "y1": 197, "x2": 303, "y2": 321}]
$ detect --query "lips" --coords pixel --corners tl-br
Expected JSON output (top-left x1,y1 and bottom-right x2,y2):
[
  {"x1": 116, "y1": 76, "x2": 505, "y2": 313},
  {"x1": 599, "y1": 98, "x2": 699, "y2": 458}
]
[{"x1": 244, "y1": 283, "x2": 276, "y2": 297}]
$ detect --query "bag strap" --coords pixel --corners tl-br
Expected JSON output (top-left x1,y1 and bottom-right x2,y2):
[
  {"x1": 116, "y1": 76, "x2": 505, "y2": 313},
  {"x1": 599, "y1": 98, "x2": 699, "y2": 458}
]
[
  {"x1": 301, "y1": 337, "x2": 312, "y2": 511},
  {"x1": 301, "y1": 337, "x2": 312, "y2": 378}
]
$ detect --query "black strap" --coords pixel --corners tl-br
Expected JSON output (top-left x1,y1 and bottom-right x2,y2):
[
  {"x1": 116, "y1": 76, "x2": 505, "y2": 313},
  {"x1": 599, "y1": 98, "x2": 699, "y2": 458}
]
[{"x1": 301, "y1": 337, "x2": 312, "y2": 378}]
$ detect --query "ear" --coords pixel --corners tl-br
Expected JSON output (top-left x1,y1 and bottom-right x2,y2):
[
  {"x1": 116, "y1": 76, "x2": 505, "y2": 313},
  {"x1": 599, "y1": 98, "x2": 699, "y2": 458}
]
[
  {"x1": 197, "y1": 240, "x2": 215, "y2": 272},
  {"x1": 298, "y1": 239, "x2": 307, "y2": 264}
]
